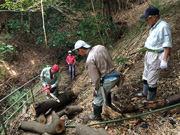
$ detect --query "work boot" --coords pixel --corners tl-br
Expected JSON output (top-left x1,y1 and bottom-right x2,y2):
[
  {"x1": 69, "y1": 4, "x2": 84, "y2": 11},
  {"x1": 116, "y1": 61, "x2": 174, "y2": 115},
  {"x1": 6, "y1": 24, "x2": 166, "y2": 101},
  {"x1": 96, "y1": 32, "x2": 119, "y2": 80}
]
[
  {"x1": 147, "y1": 87, "x2": 157, "y2": 101},
  {"x1": 142, "y1": 80, "x2": 149, "y2": 96},
  {"x1": 88, "y1": 104, "x2": 102, "y2": 120},
  {"x1": 106, "y1": 92, "x2": 112, "y2": 107},
  {"x1": 135, "y1": 80, "x2": 149, "y2": 97}
]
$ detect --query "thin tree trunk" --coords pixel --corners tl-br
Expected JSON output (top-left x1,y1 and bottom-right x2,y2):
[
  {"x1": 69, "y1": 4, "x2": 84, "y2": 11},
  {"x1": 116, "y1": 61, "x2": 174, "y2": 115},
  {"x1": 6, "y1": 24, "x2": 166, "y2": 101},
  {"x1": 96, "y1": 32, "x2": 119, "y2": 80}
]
[
  {"x1": 91, "y1": 0, "x2": 104, "y2": 45},
  {"x1": 41, "y1": 0, "x2": 48, "y2": 48}
]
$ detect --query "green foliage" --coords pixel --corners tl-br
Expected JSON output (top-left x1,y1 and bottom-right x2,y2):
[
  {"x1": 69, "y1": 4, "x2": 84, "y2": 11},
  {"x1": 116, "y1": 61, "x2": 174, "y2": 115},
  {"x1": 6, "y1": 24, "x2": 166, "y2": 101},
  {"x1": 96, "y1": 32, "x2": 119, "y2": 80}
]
[
  {"x1": 0, "y1": 42, "x2": 14, "y2": 57},
  {"x1": 4, "y1": 89, "x2": 32, "y2": 122},
  {"x1": 75, "y1": 14, "x2": 116, "y2": 45},
  {"x1": 40, "y1": 64, "x2": 52, "y2": 70},
  {"x1": 0, "y1": 68, "x2": 6, "y2": 81},
  {"x1": 7, "y1": 19, "x2": 30, "y2": 34},
  {"x1": 117, "y1": 57, "x2": 128, "y2": 65},
  {"x1": 150, "y1": 0, "x2": 161, "y2": 9}
]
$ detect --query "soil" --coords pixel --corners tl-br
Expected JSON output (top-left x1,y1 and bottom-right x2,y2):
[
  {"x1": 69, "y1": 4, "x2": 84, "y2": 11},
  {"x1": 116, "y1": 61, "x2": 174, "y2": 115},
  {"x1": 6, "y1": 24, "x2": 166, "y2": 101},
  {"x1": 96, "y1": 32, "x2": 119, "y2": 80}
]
[{"x1": 1, "y1": 0, "x2": 180, "y2": 135}]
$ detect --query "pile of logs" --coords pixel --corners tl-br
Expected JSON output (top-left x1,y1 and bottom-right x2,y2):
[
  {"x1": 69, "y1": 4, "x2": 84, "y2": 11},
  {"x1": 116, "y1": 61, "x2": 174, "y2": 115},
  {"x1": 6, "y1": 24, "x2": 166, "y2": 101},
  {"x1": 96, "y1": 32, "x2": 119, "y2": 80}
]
[{"x1": 19, "y1": 91, "x2": 83, "y2": 134}]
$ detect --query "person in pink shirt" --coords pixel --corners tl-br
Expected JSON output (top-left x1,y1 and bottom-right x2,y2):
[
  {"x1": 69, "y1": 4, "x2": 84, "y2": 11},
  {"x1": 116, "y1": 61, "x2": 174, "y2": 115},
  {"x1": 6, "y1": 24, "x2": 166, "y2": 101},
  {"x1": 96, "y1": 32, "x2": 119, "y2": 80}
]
[{"x1": 66, "y1": 50, "x2": 76, "y2": 80}]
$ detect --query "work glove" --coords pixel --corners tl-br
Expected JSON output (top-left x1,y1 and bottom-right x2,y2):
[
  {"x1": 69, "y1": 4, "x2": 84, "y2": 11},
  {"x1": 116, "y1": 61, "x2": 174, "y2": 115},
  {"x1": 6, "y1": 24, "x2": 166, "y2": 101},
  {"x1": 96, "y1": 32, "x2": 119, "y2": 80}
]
[
  {"x1": 42, "y1": 82, "x2": 46, "y2": 87},
  {"x1": 160, "y1": 60, "x2": 168, "y2": 69},
  {"x1": 51, "y1": 84, "x2": 56, "y2": 89},
  {"x1": 93, "y1": 90, "x2": 98, "y2": 97}
]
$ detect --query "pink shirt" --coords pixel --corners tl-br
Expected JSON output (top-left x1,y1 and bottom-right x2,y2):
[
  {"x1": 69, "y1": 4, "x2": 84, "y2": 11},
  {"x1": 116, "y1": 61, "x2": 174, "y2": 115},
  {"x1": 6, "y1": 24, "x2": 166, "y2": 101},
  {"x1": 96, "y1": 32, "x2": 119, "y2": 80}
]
[{"x1": 66, "y1": 55, "x2": 76, "y2": 65}]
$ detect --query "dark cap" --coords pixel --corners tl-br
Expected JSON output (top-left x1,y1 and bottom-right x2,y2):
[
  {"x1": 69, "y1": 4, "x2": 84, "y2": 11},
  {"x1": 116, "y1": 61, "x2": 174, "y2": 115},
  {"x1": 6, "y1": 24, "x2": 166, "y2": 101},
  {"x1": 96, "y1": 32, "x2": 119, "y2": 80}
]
[{"x1": 140, "y1": 7, "x2": 159, "y2": 19}]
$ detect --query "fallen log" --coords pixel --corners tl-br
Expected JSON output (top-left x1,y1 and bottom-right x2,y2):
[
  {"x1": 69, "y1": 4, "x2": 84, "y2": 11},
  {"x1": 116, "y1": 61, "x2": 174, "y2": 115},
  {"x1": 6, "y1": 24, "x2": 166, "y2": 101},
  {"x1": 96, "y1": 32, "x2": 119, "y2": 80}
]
[
  {"x1": 166, "y1": 93, "x2": 180, "y2": 105},
  {"x1": 42, "y1": 133, "x2": 51, "y2": 135},
  {"x1": 32, "y1": 91, "x2": 76, "y2": 116},
  {"x1": 20, "y1": 111, "x2": 65, "y2": 134},
  {"x1": 37, "y1": 114, "x2": 46, "y2": 124},
  {"x1": 57, "y1": 106, "x2": 83, "y2": 118},
  {"x1": 102, "y1": 106, "x2": 122, "y2": 119},
  {"x1": 76, "y1": 123, "x2": 109, "y2": 135}
]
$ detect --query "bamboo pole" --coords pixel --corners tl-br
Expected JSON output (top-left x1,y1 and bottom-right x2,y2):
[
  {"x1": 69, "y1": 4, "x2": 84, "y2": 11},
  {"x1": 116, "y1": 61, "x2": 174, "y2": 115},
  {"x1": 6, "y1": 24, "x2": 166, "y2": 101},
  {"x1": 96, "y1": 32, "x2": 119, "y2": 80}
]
[{"x1": 41, "y1": 0, "x2": 48, "y2": 48}]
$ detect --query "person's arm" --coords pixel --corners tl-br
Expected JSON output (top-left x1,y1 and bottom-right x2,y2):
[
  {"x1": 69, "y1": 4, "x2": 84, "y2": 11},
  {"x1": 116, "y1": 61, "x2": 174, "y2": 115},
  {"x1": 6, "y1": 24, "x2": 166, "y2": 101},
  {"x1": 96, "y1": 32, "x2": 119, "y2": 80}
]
[
  {"x1": 160, "y1": 25, "x2": 172, "y2": 69},
  {"x1": 163, "y1": 47, "x2": 171, "y2": 61},
  {"x1": 66, "y1": 56, "x2": 69, "y2": 65},
  {"x1": 87, "y1": 57, "x2": 100, "y2": 90},
  {"x1": 51, "y1": 72, "x2": 60, "y2": 88},
  {"x1": 40, "y1": 69, "x2": 47, "y2": 87}
]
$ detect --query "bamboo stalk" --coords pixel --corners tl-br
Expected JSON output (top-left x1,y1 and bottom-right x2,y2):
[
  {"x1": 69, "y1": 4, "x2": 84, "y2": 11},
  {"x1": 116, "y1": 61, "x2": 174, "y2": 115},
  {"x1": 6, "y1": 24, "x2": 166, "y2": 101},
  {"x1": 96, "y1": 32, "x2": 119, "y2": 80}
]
[{"x1": 41, "y1": 0, "x2": 48, "y2": 48}]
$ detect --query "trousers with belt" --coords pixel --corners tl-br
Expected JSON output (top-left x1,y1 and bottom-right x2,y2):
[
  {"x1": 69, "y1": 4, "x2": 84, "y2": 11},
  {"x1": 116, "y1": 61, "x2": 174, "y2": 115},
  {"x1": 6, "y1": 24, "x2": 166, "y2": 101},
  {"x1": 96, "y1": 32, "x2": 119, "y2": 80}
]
[{"x1": 93, "y1": 70, "x2": 120, "y2": 106}]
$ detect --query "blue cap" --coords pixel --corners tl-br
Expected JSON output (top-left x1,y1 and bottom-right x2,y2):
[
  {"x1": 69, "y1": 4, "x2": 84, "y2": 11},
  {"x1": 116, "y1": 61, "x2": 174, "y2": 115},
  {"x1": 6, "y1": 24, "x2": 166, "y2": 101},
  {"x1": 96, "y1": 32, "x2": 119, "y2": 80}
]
[{"x1": 140, "y1": 7, "x2": 159, "y2": 19}]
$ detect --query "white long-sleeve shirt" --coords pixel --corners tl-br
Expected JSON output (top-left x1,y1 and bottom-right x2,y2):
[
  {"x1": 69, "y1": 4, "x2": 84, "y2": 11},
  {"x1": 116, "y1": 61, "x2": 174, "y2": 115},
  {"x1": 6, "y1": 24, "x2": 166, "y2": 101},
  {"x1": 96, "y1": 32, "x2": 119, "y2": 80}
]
[{"x1": 145, "y1": 19, "x2": 172, "y2": 51}]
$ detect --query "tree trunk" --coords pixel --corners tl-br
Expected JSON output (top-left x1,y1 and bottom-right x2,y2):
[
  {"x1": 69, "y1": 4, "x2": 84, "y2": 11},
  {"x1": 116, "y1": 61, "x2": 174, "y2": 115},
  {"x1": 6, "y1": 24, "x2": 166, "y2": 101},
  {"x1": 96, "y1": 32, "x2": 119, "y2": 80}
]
[
  {"x1": 32, "y1": 91, "x2": 76, "y2": 116},
  {"x1": 76, "y1": 124, "x2": 109, "y2": 135},
  {"x1": 57, "y1": 106, "x2": 83, "y2": 118},
  {"x1": 20, "y1": 111, "x2": 65, "y2": 134}
]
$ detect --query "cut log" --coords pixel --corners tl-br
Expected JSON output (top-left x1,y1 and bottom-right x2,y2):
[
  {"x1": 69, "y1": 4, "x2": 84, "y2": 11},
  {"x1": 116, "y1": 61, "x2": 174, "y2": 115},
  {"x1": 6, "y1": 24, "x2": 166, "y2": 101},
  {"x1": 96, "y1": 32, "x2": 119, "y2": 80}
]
[
  {"x1": 20, "y1": 111, "x2": 65, "y2": 134},
  {"x1": 37, "y1": 114, "x2": 46, "y2": 124},
  {"x1": 166, "y1": 93, "x2": 180, "y2": 105},
  {"x1": 57, "y1": 106, "x2": 83, "y2": 118},
  {"x1": 76, "y1": 123, "x2": 109, "y2": 135},
  {"x1": 32, "y1": 91, "x2": 76, "y2": 116},
  {"x1": 102, "y1": 106, "x2": 122, "y2": 119},
  {"x1": 97, "y1": 128, "x2": 109, "y2": 135},
  {"x1": 42, "y1": 133, "x2": 51, "y2": 135}
]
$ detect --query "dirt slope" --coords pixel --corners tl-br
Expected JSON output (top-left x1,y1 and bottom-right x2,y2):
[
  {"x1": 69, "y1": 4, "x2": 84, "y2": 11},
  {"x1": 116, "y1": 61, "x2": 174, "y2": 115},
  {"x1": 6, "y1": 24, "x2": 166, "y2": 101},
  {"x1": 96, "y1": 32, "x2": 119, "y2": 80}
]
[
  {"x1": 5, "y1": 0, "x2": 180, "y2": 134},
  {"x1": 64, "y1": 1, "x2": 180, "y2": 134}
]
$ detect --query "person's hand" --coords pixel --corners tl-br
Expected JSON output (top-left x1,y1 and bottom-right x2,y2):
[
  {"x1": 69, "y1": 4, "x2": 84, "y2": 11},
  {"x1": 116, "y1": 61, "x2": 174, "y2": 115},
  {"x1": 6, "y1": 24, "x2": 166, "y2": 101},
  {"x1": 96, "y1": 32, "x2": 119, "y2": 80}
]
[
  {"x1": 68, "y1": 63, "x2": 70, "y2": 65},
  {"x1": 42, "y1": 82, "x2": 46, "y2": 87},
  {"x1": 51, "y1": 84, "x2": 56, "y2": 88},
  {"x1": 93, "y1": 90, "x2": 98, "y2": 97},
  {"x1": 160, "y1": 60, "x2": 168, "y2": 69}
]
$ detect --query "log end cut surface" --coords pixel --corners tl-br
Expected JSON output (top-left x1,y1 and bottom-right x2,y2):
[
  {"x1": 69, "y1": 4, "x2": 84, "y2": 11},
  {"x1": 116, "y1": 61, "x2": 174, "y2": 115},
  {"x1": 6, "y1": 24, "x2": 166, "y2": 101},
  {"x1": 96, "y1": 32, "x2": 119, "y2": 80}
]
[{"x1": 55, "y1": 120, "x2": 65, "y2": 133}]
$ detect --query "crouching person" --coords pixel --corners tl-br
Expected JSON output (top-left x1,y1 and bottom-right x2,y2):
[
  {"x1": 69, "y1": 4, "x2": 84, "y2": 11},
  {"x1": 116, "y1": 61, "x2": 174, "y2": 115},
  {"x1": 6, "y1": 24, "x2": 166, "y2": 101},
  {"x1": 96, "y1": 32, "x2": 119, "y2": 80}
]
[{"x1": 40, "y1": 64, "x2": 60, "y2": 99}]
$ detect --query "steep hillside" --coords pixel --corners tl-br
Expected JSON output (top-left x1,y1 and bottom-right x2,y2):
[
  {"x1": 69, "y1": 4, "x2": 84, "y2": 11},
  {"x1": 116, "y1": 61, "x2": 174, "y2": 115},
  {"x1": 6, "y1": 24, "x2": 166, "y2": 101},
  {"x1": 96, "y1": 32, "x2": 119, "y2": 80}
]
[
  {"x1": 67, "y1": 0, "x2": 180, "y2": 134},
  {"x1": 3, "y1": 0, "x2": 180, "y2": 134}
]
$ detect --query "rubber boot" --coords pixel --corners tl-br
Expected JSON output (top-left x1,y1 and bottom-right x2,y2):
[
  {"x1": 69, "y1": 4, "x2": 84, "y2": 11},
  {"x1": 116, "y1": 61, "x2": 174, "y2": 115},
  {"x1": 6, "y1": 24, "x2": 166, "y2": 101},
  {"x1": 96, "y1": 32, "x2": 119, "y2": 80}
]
[
  {"x1": 142, "y1": 80, "x2": 149, "y2": 96},
  {"x1": 88, "y1": 104, "x2": 102, "y2": 120},
  {"x1": 147, "y1": 87, "x2": 157, "y2": 101},
  {"x1": 106, "y1": 92, "x2": 112, "y2": 107}
]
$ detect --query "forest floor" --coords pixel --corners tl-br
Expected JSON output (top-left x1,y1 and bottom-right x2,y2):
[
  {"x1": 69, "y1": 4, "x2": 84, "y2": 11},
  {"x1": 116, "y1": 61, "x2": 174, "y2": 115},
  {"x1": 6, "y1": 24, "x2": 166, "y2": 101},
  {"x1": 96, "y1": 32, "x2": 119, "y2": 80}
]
[{"x1": 1, "y1": 0, "x2": 180, "y2": 135}]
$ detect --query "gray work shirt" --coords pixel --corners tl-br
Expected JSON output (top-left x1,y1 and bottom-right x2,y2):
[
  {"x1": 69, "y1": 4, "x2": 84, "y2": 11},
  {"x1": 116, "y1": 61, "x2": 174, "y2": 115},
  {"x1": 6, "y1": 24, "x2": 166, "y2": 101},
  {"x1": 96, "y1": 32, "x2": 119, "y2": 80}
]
[
  {"x1": 145, "y1": 19, "x2": 172, "y2": 51},
  {"x1": 40, "y1": 67, "x2": 60, "y2": 87},
  {"x1": 86, "y1": 45, "x2": 115, "y2": 90}
]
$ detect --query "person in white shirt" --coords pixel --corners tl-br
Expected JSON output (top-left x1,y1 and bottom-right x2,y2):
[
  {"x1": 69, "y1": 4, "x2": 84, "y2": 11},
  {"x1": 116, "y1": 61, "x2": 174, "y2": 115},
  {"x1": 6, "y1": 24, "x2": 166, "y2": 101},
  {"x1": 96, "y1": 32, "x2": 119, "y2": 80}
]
[
  {"x1": 40, "y1": 64, "x2": 60, "y2": 99},
  {"x1": 135, "y1": 7, "x2": 172, "y2": 104}
]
